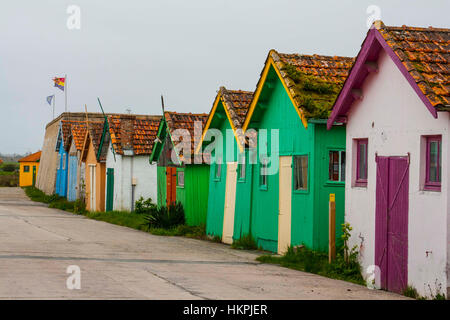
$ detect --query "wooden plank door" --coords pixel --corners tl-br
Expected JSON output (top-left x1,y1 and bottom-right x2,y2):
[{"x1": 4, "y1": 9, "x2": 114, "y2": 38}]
[
  {"x1": 32, "y1": 166, "x2": 36, "y2": 187},
  {"x1": 89, "y1": 165, "x2": 96, "y2": 211},
  {"x1": 166, "y1": 167, "x2": 177, "y2": 206},
  {"x1": 375, "y1": 156, "x2": 409, "y2": 294},
  {"x1": 222, "y1": 162, "x2": 237, "y2": 244},
  {"x1": 106, "y1": 168, "x2": 114, "y2": 212},
  {"x1": 278, "y1": 156, "x2": 292, "y2": 254},
  {"x1": 67, "y1": 156, "x2": 78, "y2": 201}
]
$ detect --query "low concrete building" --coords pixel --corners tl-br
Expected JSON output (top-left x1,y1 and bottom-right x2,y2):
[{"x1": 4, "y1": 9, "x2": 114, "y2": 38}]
[{"x1": 104, "y1": 114, "x2": 161, "y2": 212}]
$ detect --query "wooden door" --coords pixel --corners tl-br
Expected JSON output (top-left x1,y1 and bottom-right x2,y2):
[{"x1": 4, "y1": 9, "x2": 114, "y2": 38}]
[
  {"x1": 278, "y1": 156, "x2": 292, "y2": 254},
  {"x1": 222, "y1": 162, "x2": 237, "y2": 244},
  {"x1": 67, "y1": 156, "x2": 78, "y2": 201},
  {"x1": 166, "y1": 167, "x2": 177, "y2": 206},
  {"x1": 106, "y1": 168, "x2": 114, "y2": 212},
  {"x1": 32, "y1": 166, "x2": 36, "y2": 187},
  {"x1": 89, "y1": 165, "x2": 96, "y2": 211},
  {"x1": 375, "y1": 156, "x2": 409, "y2": 294}
]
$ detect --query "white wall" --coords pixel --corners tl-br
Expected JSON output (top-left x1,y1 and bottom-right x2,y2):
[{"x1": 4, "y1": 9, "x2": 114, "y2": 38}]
[
  {"x1": 345, "y1": 50, "x2": 449, "y2": 298},
  {"x1": 105, "y1": 142, "x2": 158, "y2": 211}
]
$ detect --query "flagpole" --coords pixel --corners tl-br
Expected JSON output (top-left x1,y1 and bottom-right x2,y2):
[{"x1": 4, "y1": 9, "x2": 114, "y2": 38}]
[
  {"x1": 65, "y1": 74, "x2": 67, "y2": 113},
  {"x1": 53, "y1": 95, "x2": 55, "y2": 119}
]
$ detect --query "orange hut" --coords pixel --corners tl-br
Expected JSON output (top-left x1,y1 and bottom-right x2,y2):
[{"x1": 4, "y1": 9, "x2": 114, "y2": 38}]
[
  {"x1": 18, "y1": 151, "x2": 41, "y2": 187},
  {"x1": 80, "y1": 121, "x2": 109, "y2": 211}
]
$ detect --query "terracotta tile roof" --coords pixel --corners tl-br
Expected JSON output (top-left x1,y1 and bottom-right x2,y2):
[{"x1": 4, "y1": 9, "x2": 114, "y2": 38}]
[
  {"x1": 108, "y1": 115, "x2": 162, "y2": 155},
  {"x1": 86, "y1": 121, "x2": 109, "y2": 162},
  {"x1": 219, "y1": 87, "x2": 254, "y2": 129},
  {"x1": 71, "y1": 123, "x2": 87, "y2": 151},
  {"x1": 270, "y1": 50, "x2": 355, "y2": 119},
  {"x1": 18, "y1": 151, "x2": 41, "y2": 162},
  {"x1": 376, "y1": 22, "x2": 450, "y2": 106},
  {"x1": 164, "y1": 111, "x2": 208, "y2": 162},
  {"x1": 61, "y1": 120, "x2": 87, "y2": 151}
]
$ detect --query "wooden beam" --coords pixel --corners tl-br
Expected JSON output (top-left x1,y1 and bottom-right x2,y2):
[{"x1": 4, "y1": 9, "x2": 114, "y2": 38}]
[
  {"x1": 365, "y1": 61, "x2": 378, "y2": 73},
  {"x1": 351, "y1": 88, "x2": 363, "y2": 101}
]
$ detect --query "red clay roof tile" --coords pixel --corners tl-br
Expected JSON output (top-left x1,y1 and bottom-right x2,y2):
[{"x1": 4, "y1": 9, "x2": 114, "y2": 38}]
[{"x1": 376, "y1": 22, "x2": 450, "y2": 106}]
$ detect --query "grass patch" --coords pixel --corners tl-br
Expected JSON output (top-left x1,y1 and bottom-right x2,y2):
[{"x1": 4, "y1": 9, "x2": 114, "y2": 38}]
[
  {"x1": 257, "y1": 246, "x2": 365, "y2": 286},
  {"x1": 403, "y1": 286, "x2": 421, "y2": 299},
  {"x1": 231, "y1": 234, "x2": 258, "y2": 250},
  {"x1": 149, "y1": 224, "x2": 208, "y2": 240},
  {"x1": 84, "y1": 210, "x2": 148, "y2": 231},
  {"x1": 24, "y1": 186, "x2": 209, "y2": 240}
]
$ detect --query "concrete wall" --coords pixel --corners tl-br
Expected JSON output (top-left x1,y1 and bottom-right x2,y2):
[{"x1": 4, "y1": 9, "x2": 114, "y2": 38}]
[
  {"x1": 35, "y1": 118, "x2": 60, "y2": 194},
  {"x1": 345, "y1": 50, "x2": 449, "y2": 298},
  {"x1": 105, "y1": 142, "x2": 157, "y2": 211}
]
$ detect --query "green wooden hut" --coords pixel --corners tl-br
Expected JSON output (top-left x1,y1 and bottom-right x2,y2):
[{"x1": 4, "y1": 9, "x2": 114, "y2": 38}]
[
  {"x1": 198, "y1": 87, "x2": 253, "y2": 244},
  {"x1": 234, "y1": 50, "x2": 354, "y2": 253},
  {"x1": 149, "y1": 111, "x2": 210, "y2": 226}
]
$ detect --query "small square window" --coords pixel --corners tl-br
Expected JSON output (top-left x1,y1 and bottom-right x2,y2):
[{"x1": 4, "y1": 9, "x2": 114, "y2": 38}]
[
  {"x1": 425, "y1": 135, "x2": 442, "y2": 191},
  {"x1": 177, "y1": 171, "x2": 184, "y2": 187},
  {"x1": 329, "y1": 150, "x2": 346, "y2": 182},
  {"x1": 355, "y1": 139, "x2": 368, "y2": 186},
  {"x1": 294, "y1": 155, "x2": 308, "y2": 191},
  {"x1": 23, "y1": 165, "x2": 30, "y2": 173}
]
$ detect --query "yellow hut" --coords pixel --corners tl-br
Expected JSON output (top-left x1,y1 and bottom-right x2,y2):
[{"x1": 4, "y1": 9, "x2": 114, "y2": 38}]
[{"x1": 18, "y1": 151, "x2": 41, "y2": 187}]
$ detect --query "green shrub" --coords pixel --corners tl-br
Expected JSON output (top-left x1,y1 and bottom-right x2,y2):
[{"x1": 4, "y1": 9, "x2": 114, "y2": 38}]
[
  {"x1": 403, "y1": 286, "x2": 420, "y2": 299},
  {"x1": 134, "y1": 196, "x2": 157, "y2": 214},
  {"x1": 73, "y1": 199, "x2": 86, "y2": 214},
  {"x1": 1, "y1": 163, "x2": 18, "y2": 172},
  {"x1": 143, "y1": 202, "x2": 185, "y2": 229},
  {"x1": 231, "y1": 234, "x2": 258, "y2": 250}
]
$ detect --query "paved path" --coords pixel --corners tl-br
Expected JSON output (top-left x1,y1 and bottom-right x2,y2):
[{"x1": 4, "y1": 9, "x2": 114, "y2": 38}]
[{"x1": 0, "y1": 188, "x2": 406, "y2": 299}]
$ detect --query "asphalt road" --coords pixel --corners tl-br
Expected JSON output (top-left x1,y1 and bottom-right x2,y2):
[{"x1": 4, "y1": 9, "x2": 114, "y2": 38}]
[{"x1": 0, "y1": 188, "x2": 406, "y2": 299}]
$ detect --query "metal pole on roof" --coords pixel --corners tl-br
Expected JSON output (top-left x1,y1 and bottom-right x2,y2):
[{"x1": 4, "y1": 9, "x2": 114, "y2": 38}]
[
  {"x1": 97, "y1": 97, "x2": 115, "y2": 162},
  {"x1": 161, "y1": 95, "x2": 165, "y2": 113}
]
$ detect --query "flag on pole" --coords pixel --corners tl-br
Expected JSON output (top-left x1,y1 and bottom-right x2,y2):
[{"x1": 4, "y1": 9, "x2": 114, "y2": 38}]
[
  {"x1": 46, "y1": 95, "x2": 55, "y2": 106},
  {"x1": 53, "y1": 77, "x2": 65, "y2": 91}
]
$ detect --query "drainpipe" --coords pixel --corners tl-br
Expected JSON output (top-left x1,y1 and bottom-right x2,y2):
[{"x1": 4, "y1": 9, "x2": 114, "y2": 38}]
[{"x1": 131, "y1": 156, "x2": 135, "y2": 211}]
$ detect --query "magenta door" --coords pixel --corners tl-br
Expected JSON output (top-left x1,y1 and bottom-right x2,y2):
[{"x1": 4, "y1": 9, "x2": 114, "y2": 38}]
[{"x1": 375, "y1": 156, "x2": 409, "y2": 294}]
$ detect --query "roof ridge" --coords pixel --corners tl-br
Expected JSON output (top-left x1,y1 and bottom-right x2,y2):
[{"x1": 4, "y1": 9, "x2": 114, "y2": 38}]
[{"x1": 276, "y1": 51, "x2": 355, "y2": 61}]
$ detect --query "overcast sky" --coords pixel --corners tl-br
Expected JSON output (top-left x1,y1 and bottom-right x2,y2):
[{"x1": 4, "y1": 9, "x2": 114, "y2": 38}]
[{"x1": 0, "y1": 0, "x2": 448, "y2": 154}]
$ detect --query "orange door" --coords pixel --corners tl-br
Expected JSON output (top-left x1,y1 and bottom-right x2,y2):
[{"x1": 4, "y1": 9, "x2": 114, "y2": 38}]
[{"x1": 166, "y1": 167, "x2": 177, "y2": 206}]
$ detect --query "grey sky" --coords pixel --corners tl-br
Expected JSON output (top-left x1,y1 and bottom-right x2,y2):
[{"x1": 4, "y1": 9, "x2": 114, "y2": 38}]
[{"x1": 0, "y1": 0, "x2": 448, "y2": 154}]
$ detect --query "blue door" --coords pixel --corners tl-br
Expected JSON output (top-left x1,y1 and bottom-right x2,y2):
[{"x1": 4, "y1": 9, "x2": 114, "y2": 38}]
[
  {"x1": 67, "y1": 156, "x2": 78, "y2": 201},
  {"x1": 56, "y1": 148, "x2": 68, "y2": 197}
]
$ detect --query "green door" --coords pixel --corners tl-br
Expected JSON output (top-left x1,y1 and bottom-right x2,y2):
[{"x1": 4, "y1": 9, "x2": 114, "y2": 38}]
[
  {"x1": 32, "y1": 166, "x2": 36, "y2": 186},
  {"x1": 106, "y1": 168, "x2": 114, "y2": 212}
]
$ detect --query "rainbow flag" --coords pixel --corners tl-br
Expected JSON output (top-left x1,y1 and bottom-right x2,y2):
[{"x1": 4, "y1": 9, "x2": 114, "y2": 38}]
[{"x1": 53, "y1": 77, "x2": 65, "y2": 91}]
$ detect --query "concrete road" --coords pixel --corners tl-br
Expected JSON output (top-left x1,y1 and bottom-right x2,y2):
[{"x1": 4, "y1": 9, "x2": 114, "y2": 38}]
[{"x1": 0, "y1": 188, "x2": 406, "y2": 299}]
